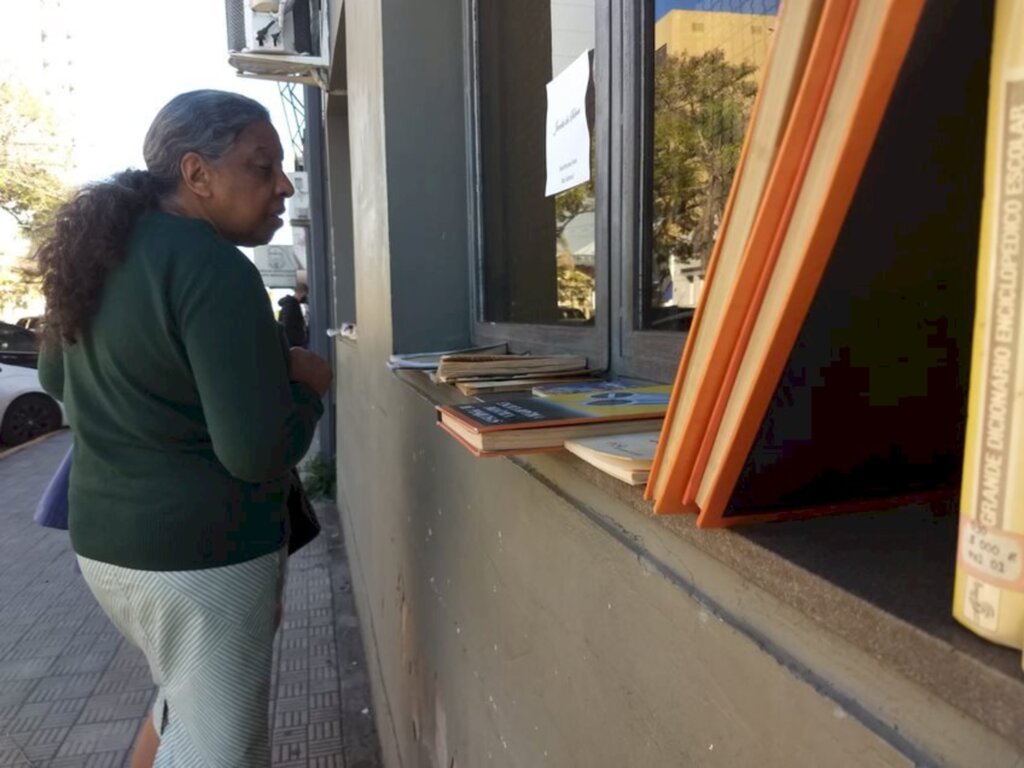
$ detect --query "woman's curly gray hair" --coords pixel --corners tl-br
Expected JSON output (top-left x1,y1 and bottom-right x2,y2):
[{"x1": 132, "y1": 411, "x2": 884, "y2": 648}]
[{"x1": 35, "y1": 90, "x2": 270, "y2": 344}]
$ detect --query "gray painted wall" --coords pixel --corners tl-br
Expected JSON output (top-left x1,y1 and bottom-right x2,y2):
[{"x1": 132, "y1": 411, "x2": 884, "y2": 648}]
[
  {"x1": 332, "y1": 1, "x2": 1022, "y2": 766},
  {"x1": 325, "y1": 93, "x2": 356, "y2": 328},
  {"x1": 379, "y1": 0, "x2": 471, "y2": 354}
]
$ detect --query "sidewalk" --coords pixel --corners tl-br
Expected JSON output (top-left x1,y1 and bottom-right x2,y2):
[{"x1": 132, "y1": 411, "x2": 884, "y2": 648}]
[{"x1": 0, "y1": 431, "x2": 380, "y2": 768}]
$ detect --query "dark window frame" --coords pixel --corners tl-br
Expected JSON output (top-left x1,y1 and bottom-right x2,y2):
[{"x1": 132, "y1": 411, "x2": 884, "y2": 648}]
[
  {"x1": 610, "y1": 0, "x2": 688, "y2": 382},
  {"x1": 463, "y1": 0, "x2": 611, "y2": 369},
  {"x1": 462, "y1": 0, "x2": 690, "y2": 383}
]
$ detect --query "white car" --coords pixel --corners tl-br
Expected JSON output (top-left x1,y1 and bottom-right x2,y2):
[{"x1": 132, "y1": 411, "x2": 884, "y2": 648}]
[{"x1": 0, "y1": 363, "x2": 66, "y2": 447}]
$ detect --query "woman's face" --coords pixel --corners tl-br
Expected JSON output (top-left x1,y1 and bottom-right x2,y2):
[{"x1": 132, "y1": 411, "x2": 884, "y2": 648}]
[{"x1": 203, "y1": 121, "x2": 295, "y2": 246}]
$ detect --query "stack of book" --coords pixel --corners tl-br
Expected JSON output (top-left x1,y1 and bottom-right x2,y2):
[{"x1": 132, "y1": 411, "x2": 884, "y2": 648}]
[
  {"x1": 386, "y1": 343, "x2": 509, "y2": 370},
  {"x1": 436, "y1": 385, "x2": 671, "y2": 457},
  {"x1": 388, "y1": 343, "x2": 606, "y2": 395},
  {"x1": 645, "y1": 0, "x2": 990, "y2": 527},
  {"x1": 431, "y1": 353, "x2": 596, "y2": 395}
]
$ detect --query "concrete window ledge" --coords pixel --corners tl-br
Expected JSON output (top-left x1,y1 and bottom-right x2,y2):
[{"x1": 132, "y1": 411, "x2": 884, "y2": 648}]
[{"x1": 392, "y1": 368, "x2": 1024, "y2": 758}]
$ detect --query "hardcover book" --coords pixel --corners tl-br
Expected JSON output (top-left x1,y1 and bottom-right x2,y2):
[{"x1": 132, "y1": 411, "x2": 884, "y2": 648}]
[
  {"x1": 436, "y1": 386, "x2": 670, "y2": 455},
  {"x1": 953, "y1": 0, "x2": 1024, "y2": 659}
]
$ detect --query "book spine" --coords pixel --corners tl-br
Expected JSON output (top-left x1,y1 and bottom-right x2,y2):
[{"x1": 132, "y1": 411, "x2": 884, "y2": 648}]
[{"x1": 953, "y1": 0, "x2": 1024, "y2": 655}]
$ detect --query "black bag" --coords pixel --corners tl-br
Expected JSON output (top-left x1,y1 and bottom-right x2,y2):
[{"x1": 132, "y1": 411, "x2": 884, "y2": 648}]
[{"x1": 287, "y1": 468, "x2": 320, "y2": 554}]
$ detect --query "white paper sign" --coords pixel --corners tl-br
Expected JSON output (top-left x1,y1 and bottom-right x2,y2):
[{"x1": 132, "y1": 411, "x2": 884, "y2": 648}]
[{"x1": 545, "y1": 49, "x2": 593, "y2": 197}]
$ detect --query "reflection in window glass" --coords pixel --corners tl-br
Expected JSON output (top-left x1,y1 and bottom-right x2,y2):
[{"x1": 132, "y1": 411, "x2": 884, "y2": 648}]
[
  {"x1": 477, "y1": 0, "x2": 596, "y2": 326},
  {"x1": 644, "y1": 1, "x2": 778, "y2": 331}
]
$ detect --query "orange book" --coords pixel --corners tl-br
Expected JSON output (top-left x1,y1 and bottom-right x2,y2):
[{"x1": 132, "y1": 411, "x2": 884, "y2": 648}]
[
  {"x1": 647, "y1": 0, "x2": 831, "y2": 514},
  {"x1": 694, "y1": 0, "x2": 950, "y2": 527},
  {"x1": 648, "y1": 0, "x2": 849, "y2": 514},
  {"x1": 678, "y1": 0, "x2": 860, "y2": 507}
]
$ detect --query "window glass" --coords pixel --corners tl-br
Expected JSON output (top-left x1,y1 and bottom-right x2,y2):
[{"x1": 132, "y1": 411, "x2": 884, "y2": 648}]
[
  {"x1": 0, "y1": 324, "x2": 36, "y2": 351},
  {"x1": 477, "y1": 0, "x2": 597, "y2": 325},
  {"x1": 643, "y1": 1, "x2": 778, "y2": 331}
]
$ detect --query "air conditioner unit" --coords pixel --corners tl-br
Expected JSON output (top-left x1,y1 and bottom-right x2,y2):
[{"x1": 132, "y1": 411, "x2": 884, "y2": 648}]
[
  {"x1": 287, "y1": 171, "x2": 310, "y2": 223},
  {"x1": 225, "y1": 0, "x2": 329, "y2": 87},
  {"x1": 246, "y1": 4, "x2": 296, "y2": 54}
]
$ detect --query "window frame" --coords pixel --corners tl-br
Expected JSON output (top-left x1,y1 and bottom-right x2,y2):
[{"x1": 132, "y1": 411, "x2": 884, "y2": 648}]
[
  {"x1": 463, "y1": 0, "x2": 696, "y2": 383},
  {"x1": 463, "y1": 0, "x2": 612, "y2": 369},
  {"x1": 610, "y1": 0, "x2": 688, "y2": 382}
]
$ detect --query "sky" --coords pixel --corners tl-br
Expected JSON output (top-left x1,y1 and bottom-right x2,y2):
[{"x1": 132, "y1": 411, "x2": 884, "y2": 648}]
[
  {"x1": 655, "y1": 0, "x2": 780, "y2": 20},
  {"x1": 4, "y1": 0, "x2": 297, "y2": 186},
  {"x1": 0, "y1": 0, "x2": 301, "y2": 319},
  {"x1": 4, "y1": 0, "x2": 786, "y2": 184}
]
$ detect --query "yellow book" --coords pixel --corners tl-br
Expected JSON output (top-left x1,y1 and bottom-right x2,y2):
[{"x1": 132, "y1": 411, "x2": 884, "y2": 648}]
[{"x1": 953, "y1": 0, "x2": 1024, "y2": 657}]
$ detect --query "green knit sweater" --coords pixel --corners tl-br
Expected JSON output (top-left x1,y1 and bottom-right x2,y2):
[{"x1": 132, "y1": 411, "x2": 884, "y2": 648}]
[{"x1": 38, "y1": 210, "x2": 324, "y2": 571}]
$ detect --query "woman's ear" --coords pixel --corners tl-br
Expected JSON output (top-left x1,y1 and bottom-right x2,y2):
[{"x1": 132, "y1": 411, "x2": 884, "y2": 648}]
[{"x1": 179, "y1": 152, "x2": 214, "y2": 199}]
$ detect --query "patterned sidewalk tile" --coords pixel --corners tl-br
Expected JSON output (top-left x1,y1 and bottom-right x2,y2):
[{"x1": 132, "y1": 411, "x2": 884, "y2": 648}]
[
  {"x1": 1, "y1": 436, "x2": 380, "y2": 765},
  {"x1": 0, "y1": 432, "x2": 381, "y2": 766}
]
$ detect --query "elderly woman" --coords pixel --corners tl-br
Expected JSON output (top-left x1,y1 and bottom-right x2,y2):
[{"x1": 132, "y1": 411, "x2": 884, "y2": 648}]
[{"x1": 35, "y1": 90, "x2": 331, "y2": 767}]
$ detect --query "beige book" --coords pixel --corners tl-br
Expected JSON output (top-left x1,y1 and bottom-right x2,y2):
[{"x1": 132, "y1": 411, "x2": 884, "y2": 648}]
[
  {"x1": 565, "y1": 432, "x2": 661, "y2": 485},
  {"x1": 952, "y1": 0, "x2": 1024, "y2": 658},
  {"x1": 434, "y1": 354, "x2": 588, "y2": 383}
]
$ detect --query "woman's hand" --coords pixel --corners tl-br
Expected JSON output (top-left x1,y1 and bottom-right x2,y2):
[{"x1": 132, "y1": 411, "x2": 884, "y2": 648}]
[{"x1": 289, "y1": 348, "x2": 332, "y2": 396}]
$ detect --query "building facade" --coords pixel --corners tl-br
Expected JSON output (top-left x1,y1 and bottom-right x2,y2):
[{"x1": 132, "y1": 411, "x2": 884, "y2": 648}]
[
  {"x1": 309, "y1": 0, "x2": 1024, "y2": 765},
  {"x1": 654, "y1": 9, "x2": 774, "y2": 75}
]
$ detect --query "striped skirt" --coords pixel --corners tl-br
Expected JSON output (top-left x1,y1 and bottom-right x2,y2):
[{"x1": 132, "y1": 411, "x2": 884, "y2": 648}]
[{"x1": 77, "y1": 549, "x2": 287, "y2": 767}]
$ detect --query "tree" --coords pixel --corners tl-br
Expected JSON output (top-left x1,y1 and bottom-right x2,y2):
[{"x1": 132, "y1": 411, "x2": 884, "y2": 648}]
[
  {"x1": 555, "y1": 182, "x2": 590, "y2": 245},
  {"x1": 651, "y1": 50, "x2": 757, "y2": 275},
  {"x1": 554, "y1": 145, "x2": 597, "y2": 317},
  {"x1": 553, "y1": 138, "x2": 597, "y2": 252},
  {"x1": 0, "y1": 82, "x2": 69, "y2": 314},
  {"x1": 0, "y1": 82, "x2": 68, "y2": 239}
]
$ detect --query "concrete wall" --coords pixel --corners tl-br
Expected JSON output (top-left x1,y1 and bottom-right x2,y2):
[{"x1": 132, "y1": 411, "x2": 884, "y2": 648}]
[
  {"x1": 379, "y1": 0, "x2": 471, "y2": 354},
  {"x1": 331, "y1": 1, "x2": 1022, "y2": 766},
  {"x1": 325, "y1": 92, "x2": 355, "y2": 329}
]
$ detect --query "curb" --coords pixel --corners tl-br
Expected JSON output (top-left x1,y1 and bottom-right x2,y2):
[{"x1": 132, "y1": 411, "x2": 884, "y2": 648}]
[{"x1": 0, "y1": 427, "x2": 67, "y2": 462}]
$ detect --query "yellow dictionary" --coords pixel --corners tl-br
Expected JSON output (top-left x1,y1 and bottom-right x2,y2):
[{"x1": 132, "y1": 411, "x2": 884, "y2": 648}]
[{"x1": 953, "y1": 0, "x2": 1024, "y2": 657}]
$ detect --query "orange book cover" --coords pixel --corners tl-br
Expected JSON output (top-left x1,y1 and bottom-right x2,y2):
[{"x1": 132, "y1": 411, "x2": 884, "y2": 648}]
[
  {"x1": 695, "y1": 0, "x2": 928, "y2": 528},
  {"x1": 647, "y1": 0, "x2": 825, "y2": 505},
  {"x1": 643, "y1": 1, "x2": 796, "y2": 500},
  {"x1": 650, "y1": 0, "x2": 855, "y2": 514},
  {"x1": 679, "y1": 0, "x2": 860, "y2": 506}
]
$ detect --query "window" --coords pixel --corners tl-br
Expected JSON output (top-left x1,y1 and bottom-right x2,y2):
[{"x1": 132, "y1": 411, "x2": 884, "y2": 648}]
[
  {"x1": 0, "y1": 322, "x2": 39, "y2": 368},
  {"x1": 618, "y1": 0, "x2": 778, "y2": 380},
  {"x1": 467, "y1": 0, "x2": 608, "y2": 366},
  {"x1": 642, "y1": 4, "x2": 774, "y2": 332},
  {"x1": 477, "y1": 2, "x2": 596, "y2": 327},
  {"x1": 466, "y1": 0, "x2": 779, "y2": 380}
]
